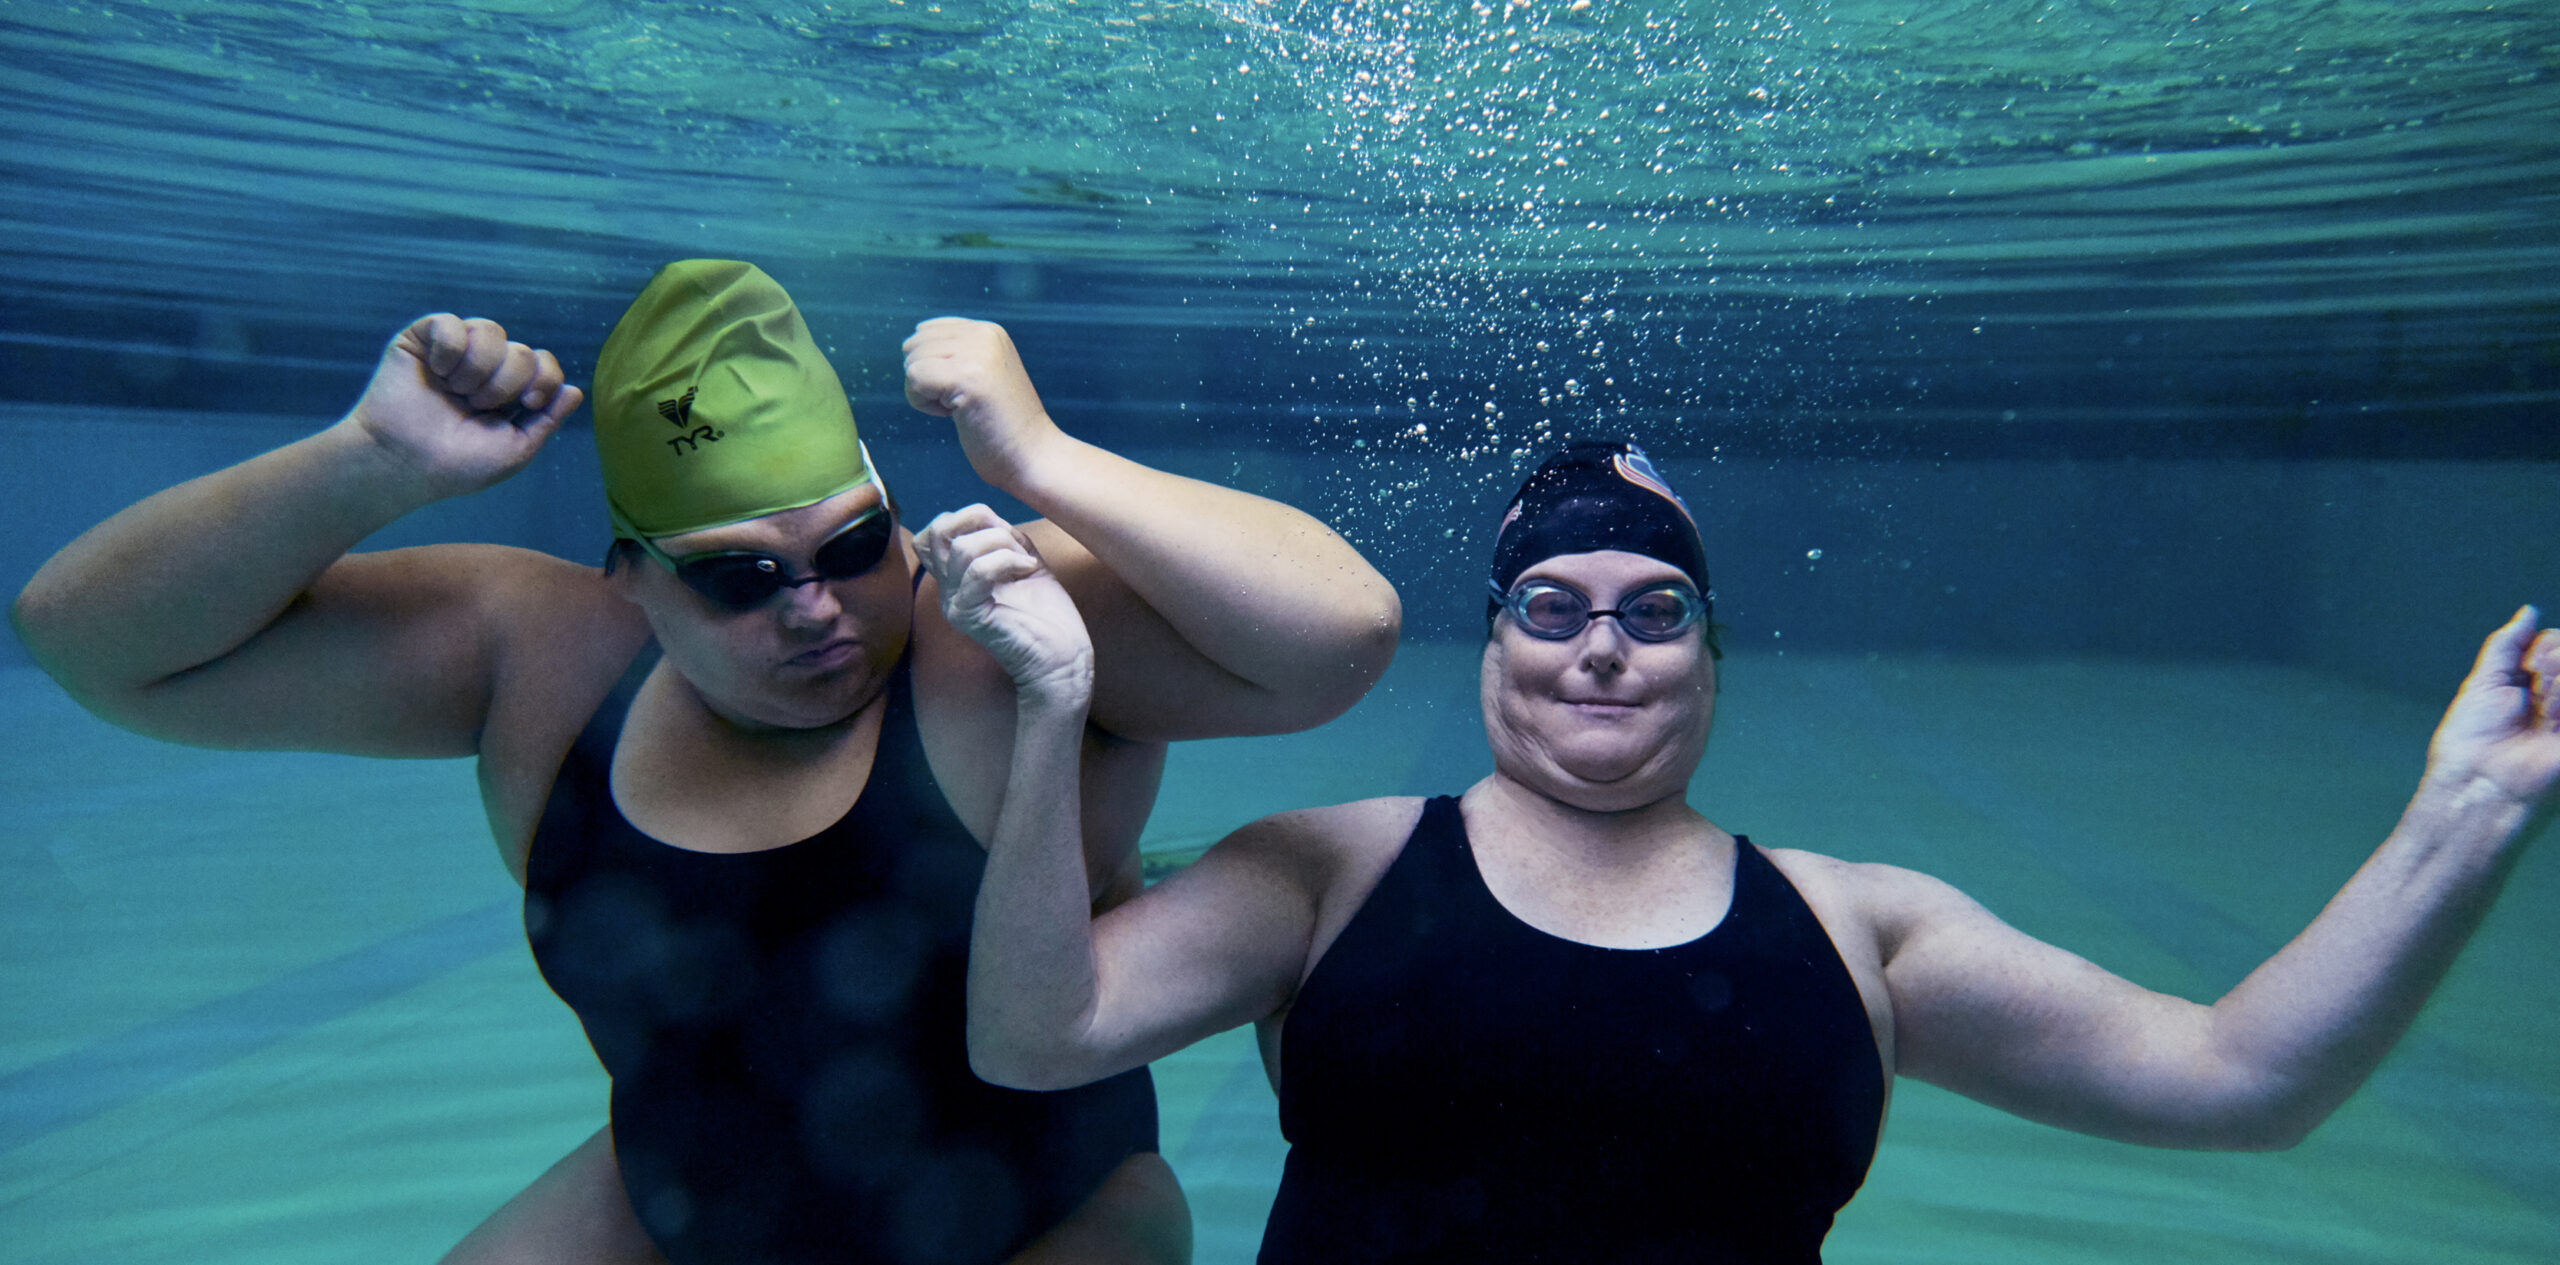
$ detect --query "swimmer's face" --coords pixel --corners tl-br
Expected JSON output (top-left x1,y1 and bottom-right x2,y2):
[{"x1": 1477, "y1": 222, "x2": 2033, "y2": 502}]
[
  {"x1": 620, "y1": 479, "x2": 915, "y2": 730},
  {"x1": 1480, "y1": 549, "x2": 1715, "y2": 813}
]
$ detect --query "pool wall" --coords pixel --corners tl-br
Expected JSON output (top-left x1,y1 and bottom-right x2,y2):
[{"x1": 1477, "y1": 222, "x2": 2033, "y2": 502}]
[{"x1": 5, "y1": 399, "x2": 2546, "y2": 704}]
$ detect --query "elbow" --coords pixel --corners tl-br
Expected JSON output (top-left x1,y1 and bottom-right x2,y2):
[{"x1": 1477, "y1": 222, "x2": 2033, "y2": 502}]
[
  {"x1": 10, "y1": 575, "x2": 67, "y2": 675},
  {"x1": 11, "y1": 580, "x2": 160, "y2": 725},
  {"x1": 1360, "y1": 587, "x2": 1403, "y2": 675},
  {"x1": 967, "y1": 1047, "x2": 1040, "y2": 1091},
  {"x1": 11, "y1": 581, "x2": 113, "y2": 705},
  {"x1": 1298, "y1": 583, "x2": 1404, "y2": 724},
  {"x1": 2173, "y1": 1075, "x2": 2337, "y2": 1152},
  {"x1": 1338, "y1": 588, "x2": 1403, "y2": 696},
  {"x1": 964, "y1": 1020, "x2": 1100, "y2": 1093},
  {"x1": 967, "y1": 1042, "x2": 1090, "y2": 1094}
]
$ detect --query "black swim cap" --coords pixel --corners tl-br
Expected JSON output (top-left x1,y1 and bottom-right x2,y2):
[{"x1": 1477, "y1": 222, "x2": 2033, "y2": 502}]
[{"x1": 1489, "y1": 440, "x2": 1711, "y2": 606}]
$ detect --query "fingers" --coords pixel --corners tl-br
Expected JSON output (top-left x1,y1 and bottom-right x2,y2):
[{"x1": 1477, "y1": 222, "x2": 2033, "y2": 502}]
[
  {"x1": 919, "y1": 506, "x2": 1043, "y2": 591},
  {"x1": 2449, "y1": 607, "x2": 2558, "y2": 739},
  {"x1": 393, "y1": 313, "x2": 461, "y2": 373},
  {"x1": 534, "y1": 380, "x2": 586, "y2": 426},
  {"x1": 2530, "y1": 625, "x2": 2560, "y2": 732},
  {"x1": 2466, "y1": 606, "x2": 2542, "y2": 690},
  {"x1": 901, "y1": 317, "x2": 1018, "y2": 418},
  {"x1": 517, "y1": 346, "x2": 567, "y2": 410},
  {"x1": 397, "y1": 315, "x2": 581, "y2": 418},
  {"x1": 902, "y1": 318, "x2": 970, "y2": 417},
  {"x1": 961, "y1": 547, "x2": 1044, "y2": 596},
  {"x1": 515, "y1": 379, "x2": 585, "y2": 451},
  {"x1": 900, "y1": 315, "x2": 999, "y2": 355}
]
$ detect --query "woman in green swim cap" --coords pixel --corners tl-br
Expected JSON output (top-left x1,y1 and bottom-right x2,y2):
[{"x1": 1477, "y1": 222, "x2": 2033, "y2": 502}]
[{"x1": 16, "y1": 259, "x2": 1403, "y2": 1265}]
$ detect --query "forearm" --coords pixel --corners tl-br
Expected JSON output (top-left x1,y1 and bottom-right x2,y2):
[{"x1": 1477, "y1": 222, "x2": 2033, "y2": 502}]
[
  {"x1": 2203, "y1": 778, "x2": 2538, "y2": 1146},
  {"x1": 967, "y1": 688, "x2": 1114, "y2": 1091},
  {"x1": 1008, "y1": 433, "x2": 1399, "y2": 703},
  {"x1": 12, "y1": 419, "x2": 435, "y2": 698}
]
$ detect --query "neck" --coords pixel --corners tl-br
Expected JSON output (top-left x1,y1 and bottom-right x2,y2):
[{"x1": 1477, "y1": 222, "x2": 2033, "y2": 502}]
[
  {"x1": 662, "y1": 661, "x2": 883, "y2": 752},
  {"x1": 1470, "y1": 768, "x2": 1715, "y2": 866}
]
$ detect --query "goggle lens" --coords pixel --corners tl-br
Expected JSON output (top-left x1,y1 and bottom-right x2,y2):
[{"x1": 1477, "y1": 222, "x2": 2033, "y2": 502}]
[
  {"x1": 1517, "y1": 585, "x2": 1594, "y2": 637},
  {"x1": 670, "y1": 511, "x2": 895, "y2": 610},
  {"x1": 1499, "y1": 580, "x2": 1705, "y2": 643},
  {"x1": 1618, "y1": 587, "x2": 1697, "y2": 638}
]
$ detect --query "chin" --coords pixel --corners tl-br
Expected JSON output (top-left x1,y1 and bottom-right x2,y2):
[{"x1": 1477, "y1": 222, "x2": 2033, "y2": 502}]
[
  {"x1": 1547, "y1": 742, "x2": 1666, "y2": 787},
  {"x1": 720, "y1": 672, "x2": 869, "y2": 731},
  {"x1": 1551, "y1": 776, "x2": 1680, "y2": 814},
  {"x1": 1498, "y1": 749, "x2": 1684, "y2": 813}
]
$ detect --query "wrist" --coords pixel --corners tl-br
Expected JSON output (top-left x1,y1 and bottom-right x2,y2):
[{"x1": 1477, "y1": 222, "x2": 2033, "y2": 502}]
[
  {"x1": 1012, "y1": 653, "x2": 1095, "y2": 720},
  {"x1": 2401, "y1": 769, "x2": 2535, "y2": 854},
  {"x1": 984, "y1": 425, "x2": 1098, "y2": 512},
  {"x1": 318, "y1": 413, "x2": 457, "y2": 513}
]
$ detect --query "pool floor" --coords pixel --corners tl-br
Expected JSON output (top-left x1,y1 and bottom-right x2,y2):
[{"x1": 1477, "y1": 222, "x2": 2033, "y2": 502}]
[{"x1": 3, "y1": 644, "x2": 2554, "y2": 1262}]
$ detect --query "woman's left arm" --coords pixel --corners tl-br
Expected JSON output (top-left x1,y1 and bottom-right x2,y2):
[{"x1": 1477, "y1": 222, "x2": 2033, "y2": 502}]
[
  {"x1": 903, "y1": 318, "x2": 1399, "y2": 741},
  {"x1": 1878, "y1": 606, "x2": 2558, "y2": 1149}
]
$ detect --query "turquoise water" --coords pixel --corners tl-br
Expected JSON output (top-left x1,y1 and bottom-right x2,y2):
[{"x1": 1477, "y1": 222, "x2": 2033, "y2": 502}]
[
  {"x1": 7, "y1": 646, "x2": 2558, "y2": 1261},
  {"x1": 3, "y1": 1, "x2": 2557, "y2": 1261}
]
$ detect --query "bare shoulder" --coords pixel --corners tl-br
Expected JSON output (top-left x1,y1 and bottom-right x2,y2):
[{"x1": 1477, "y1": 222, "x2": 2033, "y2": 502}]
[
  {"x1": 1178, "y1": 796, "x2": 1422, "y2": 914},
  {"x1": 1760, "y1": 847, "x2": 2006, "y2": 978},
  {"x1": 1219, "y1": 796, "x2": 1427, "y2": 969},
  {"x1": 1228, "y1": 795, "x2": 1424, "y2": 859},
  {"x1": 463, "y1": 545, "x2": 648, "y2": 667},
  {"x1": 319, "y1": 542, "x2": 628, "y2": 649},
  {"x1": 447, "y1": 546, "x2": 653, "y2": 869},
  {"x1": 1755, "y1": 846, "x2": 1955, "y2": 1074},
  {"x1": 340, "y1": 543, "x2": 645, "y2": 703}
]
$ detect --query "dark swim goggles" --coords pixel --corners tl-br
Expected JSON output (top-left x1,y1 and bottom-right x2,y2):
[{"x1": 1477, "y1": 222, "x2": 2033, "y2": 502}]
[
  {"x1": 1490, "y1": 578, "x2": 1709, "y2": 643},
  {"x1": 648, "y1": 508, "x2": 898, "y2": 610}
]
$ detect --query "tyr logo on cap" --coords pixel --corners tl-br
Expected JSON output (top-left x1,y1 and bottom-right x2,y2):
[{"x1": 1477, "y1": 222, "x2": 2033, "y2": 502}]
[
  {"x1": 654, "y1": 386, "x2": 724, "y2": 455},
  {"x1": 655, "y1": 386, "x2": 697, "y2": 429}
]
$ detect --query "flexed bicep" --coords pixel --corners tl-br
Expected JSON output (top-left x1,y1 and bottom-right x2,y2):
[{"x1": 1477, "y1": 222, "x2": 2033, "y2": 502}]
[{"x1": 1873, "y1": 867, "x2": 2255, "y2": 1148}]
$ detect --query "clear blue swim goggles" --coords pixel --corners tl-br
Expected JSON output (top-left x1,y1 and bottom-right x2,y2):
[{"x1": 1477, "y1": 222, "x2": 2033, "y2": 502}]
[{"x1": 1488, "y1": 578, "x2": 1710, "y2": 643}]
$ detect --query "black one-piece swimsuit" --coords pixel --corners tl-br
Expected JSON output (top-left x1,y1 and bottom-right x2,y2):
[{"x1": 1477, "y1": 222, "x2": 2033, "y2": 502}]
[
  {"x1": 1264, "y1": 795, "x2": 1885, "y2": 1265},
  {"x1": 524, "y1": 645, "x2": 1158, "y2": 1265}
]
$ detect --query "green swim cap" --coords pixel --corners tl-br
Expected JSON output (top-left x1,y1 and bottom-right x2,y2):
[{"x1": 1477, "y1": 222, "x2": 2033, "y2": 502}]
[{"x1": 593, "y1": 260, "x2": 869, "y2": 539}]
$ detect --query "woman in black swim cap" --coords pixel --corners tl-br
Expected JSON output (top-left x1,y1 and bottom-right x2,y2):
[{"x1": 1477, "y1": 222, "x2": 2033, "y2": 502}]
[{"x1": 953, "y1": 439, "x2": 2560, "y2": 1263}]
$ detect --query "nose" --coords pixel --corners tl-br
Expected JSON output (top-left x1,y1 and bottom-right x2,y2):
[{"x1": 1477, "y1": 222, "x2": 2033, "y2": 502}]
[
  {"x1": 1576, "y1": 616, "x2": 1630, "y2": 676},
  {"x1": 775, "y1": 575, "x2": 845, "y2": 629}
]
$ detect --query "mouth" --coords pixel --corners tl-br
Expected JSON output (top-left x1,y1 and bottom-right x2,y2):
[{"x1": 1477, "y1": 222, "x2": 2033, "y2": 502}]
[
  {"x1": 785, "y1": 638, "x2": 861, "y2": 671},
  {"x1": 1560, "y1": 696, "x2": 1641, "y2": 712}
]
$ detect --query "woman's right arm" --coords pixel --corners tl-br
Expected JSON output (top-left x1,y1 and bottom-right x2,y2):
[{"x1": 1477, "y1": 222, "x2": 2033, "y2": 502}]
[
  {"x1": 10, "y1": 315, "x2": 583, "y2": 755},
  {"x1": 927, "y1": 503, "x2": 1369, "y2": 1092},
  {"x1": 973, "y1": 803, "x2": 1358, "y2": 1092}
]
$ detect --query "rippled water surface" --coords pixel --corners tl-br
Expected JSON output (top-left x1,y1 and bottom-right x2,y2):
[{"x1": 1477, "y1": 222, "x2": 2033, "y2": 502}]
[{"x1": 8, "y1": 1, "x2": 2555, "y2": 462}]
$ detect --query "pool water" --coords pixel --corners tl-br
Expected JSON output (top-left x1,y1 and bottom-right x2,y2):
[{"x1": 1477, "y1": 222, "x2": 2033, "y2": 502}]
[
  {"x1": 6, "y1": 637, "x2": 2555, "y2": 1262},
  {"x1": 3, "y1": 0, "x2": 2557, "y2": 1260}
]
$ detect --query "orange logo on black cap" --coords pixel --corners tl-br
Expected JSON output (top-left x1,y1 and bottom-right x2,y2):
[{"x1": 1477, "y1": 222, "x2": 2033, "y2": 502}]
[{"x1": 1612, "y1": 450, "x2": 1698, "y2": 529}]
